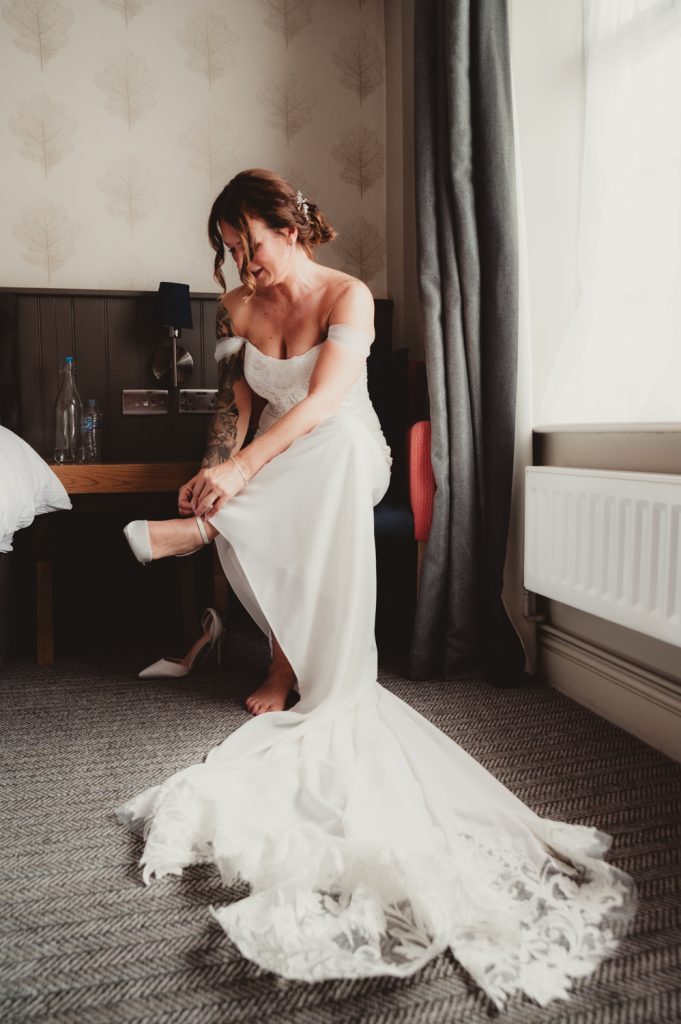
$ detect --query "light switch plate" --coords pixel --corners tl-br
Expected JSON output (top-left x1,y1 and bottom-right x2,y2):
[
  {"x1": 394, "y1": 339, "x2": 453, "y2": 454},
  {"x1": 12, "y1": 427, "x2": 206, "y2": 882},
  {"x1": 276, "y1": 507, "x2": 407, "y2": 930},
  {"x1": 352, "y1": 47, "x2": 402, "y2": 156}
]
[
  {"x1": 179, "y1": 389, "x2": 218, "y2": 414},
  {"x1": 122, "y1": 389, "x2": 169, "y2": 415}
]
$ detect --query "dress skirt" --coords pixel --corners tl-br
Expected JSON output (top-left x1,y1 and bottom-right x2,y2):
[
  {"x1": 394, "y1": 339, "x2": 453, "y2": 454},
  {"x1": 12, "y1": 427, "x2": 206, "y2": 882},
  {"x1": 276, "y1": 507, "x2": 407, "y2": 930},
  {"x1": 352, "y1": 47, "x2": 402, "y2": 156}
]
[{"x1": 116, "y1": 413, "x2": 635, "y2": 1008}]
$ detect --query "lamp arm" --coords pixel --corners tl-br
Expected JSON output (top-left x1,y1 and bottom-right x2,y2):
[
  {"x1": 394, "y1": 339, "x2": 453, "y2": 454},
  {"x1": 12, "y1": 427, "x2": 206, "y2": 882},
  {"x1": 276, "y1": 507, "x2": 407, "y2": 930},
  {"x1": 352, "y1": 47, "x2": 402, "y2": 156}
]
[{"x1": 169, "y1": 327, "x2": 180, "y2": 388}]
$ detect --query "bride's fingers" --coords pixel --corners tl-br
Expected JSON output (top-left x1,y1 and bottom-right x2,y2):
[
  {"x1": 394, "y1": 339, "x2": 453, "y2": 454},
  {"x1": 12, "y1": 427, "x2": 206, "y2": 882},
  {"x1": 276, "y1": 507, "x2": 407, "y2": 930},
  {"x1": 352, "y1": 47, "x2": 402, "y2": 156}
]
[
  {"x1": 191, "y1": 488, "x2": 209, "y2": 516},
  {"x1": 190, "y1": 480, "x2": 211, "y2": 513},
  {"x1": 191, "y1": 470, "x2": 214, "y2": 503},
  {"x1": 205, "y1": 496, "x2": 228, "y2": 518},
  {"x1": 194, "y1": 489, "x2": 220, "y2": 518}
]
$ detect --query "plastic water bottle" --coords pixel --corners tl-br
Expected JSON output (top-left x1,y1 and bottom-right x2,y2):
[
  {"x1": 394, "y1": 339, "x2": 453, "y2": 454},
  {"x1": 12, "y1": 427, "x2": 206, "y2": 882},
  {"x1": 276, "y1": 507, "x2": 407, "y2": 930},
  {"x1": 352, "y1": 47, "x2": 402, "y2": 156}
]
[
  {"x1": 82, "y1": 398, "x2": 103, "y2": 462},
  {"x1": 53, "y1": 356, "x2": 84, "y2": 463}
]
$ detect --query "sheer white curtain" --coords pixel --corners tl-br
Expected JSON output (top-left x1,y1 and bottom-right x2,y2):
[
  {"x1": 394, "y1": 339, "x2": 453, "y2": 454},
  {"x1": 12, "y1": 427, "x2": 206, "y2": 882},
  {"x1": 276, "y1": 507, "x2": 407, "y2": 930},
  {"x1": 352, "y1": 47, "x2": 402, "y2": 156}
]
[{"x1": 541, "y1": 0, "x2": 681, "y2": 425}]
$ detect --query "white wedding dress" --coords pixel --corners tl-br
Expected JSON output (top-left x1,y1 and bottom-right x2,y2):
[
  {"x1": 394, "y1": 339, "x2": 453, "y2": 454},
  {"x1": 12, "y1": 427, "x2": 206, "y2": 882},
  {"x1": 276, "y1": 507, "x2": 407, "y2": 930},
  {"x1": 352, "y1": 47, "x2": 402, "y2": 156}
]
[{"x1": 116, "y1": 328, "x2": 635, "y2": 1009}]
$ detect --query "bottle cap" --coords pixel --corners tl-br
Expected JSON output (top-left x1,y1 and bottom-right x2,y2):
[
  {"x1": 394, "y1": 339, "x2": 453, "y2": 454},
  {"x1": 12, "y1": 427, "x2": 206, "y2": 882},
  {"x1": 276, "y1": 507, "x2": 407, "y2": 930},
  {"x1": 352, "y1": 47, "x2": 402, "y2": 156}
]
[
  {"x1": 88, "y1": 398, "x2": 96, "y2": 407},
  {"x1": 64, "y1": 356, "x2": 74, "y2": 364}
]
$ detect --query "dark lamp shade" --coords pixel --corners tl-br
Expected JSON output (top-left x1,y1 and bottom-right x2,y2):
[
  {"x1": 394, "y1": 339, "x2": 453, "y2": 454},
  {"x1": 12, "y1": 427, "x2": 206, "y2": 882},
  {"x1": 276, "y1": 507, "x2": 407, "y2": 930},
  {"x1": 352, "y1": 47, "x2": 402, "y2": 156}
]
[{"x1": 158, "y1": 281, "x2": 193, "y2": 329}]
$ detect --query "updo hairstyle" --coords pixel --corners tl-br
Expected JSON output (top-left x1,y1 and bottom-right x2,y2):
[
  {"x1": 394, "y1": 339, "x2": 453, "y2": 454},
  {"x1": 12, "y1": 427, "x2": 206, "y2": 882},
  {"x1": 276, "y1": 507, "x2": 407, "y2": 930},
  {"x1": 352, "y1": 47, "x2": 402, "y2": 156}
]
[{"x1": 208, "y1": 168, "x2": 336, "y2": 296}]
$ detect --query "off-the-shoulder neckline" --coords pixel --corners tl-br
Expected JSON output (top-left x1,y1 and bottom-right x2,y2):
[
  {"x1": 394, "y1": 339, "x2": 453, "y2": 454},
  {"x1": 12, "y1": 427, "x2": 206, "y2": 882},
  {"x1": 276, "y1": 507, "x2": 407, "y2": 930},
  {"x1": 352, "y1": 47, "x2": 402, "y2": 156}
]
[
  {"x1": 245, "y1": 338, "x2": 321, "y2": 363},
  {"x1": 219, "y1": 322, "x2": 372, "y2": 362}
]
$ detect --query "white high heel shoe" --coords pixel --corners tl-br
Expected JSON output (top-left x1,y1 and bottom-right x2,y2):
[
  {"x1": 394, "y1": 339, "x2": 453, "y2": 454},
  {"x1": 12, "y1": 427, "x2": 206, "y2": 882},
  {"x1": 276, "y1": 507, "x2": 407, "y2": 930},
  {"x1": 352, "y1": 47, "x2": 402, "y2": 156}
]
[
  {"x1": 138, "y1": 608, "x2": 225, "y2": 679},
  {"x1": 123, "y1": 517, "x2": 210, "y2": 565}
]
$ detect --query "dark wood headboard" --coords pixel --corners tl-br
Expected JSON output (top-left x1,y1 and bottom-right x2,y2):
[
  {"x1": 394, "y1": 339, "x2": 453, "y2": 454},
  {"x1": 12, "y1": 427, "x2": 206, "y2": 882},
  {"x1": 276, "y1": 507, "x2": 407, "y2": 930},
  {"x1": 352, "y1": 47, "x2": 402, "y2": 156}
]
[
  {"x1": 0, "y1": 288, "x2": 393, "y2": 463},
  {"x1": 0, "y1": 291, "x2": 21, "y2": 436}
]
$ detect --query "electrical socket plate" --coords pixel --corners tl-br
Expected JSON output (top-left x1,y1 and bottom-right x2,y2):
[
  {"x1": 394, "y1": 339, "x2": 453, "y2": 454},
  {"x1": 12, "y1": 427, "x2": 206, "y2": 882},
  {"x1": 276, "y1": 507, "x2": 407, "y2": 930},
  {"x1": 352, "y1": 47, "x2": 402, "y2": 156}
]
[
  {"x1": 122, "y1": 389, "x2": 169, "y2": 415},
  {"x1": 179, "y1": 389, "x2": 218, "y2": 414}
]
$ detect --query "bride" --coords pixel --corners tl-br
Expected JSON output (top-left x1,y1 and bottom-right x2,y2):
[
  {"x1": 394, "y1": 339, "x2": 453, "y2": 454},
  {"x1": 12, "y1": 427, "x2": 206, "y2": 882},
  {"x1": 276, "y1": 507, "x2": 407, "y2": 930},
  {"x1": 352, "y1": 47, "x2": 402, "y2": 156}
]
[{"x1": 118, "y1": 168, "x2": 635, "y2": 1008}]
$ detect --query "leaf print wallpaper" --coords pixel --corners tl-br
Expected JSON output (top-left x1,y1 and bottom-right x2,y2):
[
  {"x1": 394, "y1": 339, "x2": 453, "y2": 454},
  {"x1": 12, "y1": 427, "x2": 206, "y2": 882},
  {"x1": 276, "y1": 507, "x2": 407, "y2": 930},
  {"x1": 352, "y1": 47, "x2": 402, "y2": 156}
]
[{"x1": 0, "y1": 0, "x2": 387, "y2": 295}]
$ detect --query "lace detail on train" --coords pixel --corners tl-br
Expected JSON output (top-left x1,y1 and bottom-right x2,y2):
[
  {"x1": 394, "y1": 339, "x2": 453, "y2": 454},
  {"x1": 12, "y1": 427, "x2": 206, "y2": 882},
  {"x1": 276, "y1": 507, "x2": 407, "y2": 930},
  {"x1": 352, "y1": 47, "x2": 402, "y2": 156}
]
[
  {"x1": 118, "y1": 694, "x2": 635, "y2": 1009},
  {"x1": 209, "y1": 827, "x2": 632, "y2": 1007}
]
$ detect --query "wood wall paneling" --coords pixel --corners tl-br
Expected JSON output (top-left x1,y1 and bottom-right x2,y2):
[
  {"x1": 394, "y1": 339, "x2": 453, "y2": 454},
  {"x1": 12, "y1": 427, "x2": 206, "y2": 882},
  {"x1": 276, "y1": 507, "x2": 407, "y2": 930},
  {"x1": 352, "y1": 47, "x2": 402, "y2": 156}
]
[
  {"x1": 54, "y1": 296, "x2": 74, "y2": 368},
  {"x1": 0, "y1": 292, "x2": 20, "y2": 433},
  {"x1": 37, "y1": 295, "x2": 57, "y2": 459},
  {"x1": 138, "y1": 293, "x2": 171, "y2": 459},
  {"x1": 3, "y1": 289, "x2": 393, "y2": 464},
  {"x1": 175, "y1": 296, "x2": 208, "y2": 462},
  {"x1": 73, "y1": 297, "x2": 107, "y2": 460},
  {"x1": 18, "y1": 296, "x2": 43, "y2": 457},
  {"x1": 108, "y1": 295, "x2": 145, "y2": 461}
]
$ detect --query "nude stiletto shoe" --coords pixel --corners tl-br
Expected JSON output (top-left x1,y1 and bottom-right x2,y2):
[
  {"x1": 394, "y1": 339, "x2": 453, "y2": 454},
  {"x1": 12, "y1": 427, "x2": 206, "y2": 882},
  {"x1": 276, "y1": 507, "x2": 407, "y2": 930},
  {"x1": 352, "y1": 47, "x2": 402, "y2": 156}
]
[
  {"x1": 123, "y1": 517, "x2": 210, "y2": 565},
  {"x1": 138, "y1": 608, "x2": 225, "y2": 679}
]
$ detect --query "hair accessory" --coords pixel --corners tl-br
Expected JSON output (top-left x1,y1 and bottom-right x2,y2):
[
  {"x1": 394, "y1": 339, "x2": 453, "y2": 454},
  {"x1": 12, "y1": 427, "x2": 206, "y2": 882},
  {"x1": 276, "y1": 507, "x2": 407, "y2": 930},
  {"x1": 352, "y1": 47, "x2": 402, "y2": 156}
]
[
  {"x1": 295, "y1": 190, "x2": 309, "y2": 221},
  {"x1": 232, "y1": 455, "x2": 249, "y2": 485}
]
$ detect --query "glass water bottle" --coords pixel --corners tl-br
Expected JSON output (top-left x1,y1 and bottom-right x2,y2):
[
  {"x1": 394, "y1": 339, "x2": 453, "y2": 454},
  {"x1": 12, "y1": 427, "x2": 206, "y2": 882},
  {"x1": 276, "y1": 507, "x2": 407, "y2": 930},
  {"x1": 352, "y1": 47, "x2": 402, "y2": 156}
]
[{"x1": 53, "y1": 356, "x2": 84, "y2": 463}]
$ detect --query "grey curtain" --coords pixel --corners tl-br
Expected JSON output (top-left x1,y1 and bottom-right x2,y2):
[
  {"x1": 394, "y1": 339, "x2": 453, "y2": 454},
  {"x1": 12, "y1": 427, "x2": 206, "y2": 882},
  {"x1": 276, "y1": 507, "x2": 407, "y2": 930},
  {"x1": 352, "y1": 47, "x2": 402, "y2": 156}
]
[{"x1": 410, "y1": 0, "x2": 526, "y2": 685}]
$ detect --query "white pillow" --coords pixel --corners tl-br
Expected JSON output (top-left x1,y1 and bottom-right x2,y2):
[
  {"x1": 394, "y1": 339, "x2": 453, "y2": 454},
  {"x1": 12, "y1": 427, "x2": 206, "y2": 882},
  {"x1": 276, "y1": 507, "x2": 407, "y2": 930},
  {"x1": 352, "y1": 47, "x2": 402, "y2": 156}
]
[{"x1": 0, "y1": 426, "x2": 72, "y2": 553}]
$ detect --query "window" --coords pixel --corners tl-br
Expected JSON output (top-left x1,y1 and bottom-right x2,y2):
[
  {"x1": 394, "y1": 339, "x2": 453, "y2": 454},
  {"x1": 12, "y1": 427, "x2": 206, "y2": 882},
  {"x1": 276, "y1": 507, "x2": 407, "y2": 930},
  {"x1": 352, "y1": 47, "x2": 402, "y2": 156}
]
[{"x1": 541, "y1": 0, "x2": 681, "y2": 425}]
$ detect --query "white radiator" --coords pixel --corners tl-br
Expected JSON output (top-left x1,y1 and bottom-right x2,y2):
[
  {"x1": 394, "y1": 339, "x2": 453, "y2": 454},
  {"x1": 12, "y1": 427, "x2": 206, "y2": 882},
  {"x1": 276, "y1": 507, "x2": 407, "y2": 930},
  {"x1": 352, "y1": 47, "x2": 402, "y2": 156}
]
[{"x1": 524, "y1": 467, "x2": 681, "y2": 649}]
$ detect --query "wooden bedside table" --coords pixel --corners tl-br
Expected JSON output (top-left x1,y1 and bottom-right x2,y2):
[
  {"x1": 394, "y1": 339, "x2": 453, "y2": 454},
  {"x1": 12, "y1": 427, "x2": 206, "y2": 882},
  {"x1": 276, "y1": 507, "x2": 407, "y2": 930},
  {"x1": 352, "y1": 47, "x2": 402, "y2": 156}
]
[
  {"x1": 52, "y1": 462, "x2": 197, "y2": 495},
  {"x1": 35, "y1": 462, "x2": 227, "y2": 664}
]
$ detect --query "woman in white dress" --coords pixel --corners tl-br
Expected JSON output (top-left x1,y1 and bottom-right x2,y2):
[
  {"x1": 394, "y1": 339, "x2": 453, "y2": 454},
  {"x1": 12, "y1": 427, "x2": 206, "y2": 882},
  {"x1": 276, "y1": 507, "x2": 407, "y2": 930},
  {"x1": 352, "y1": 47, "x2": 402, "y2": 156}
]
[{"x1": 119, "y1": 169, "x2": 635, "y2": 1008}]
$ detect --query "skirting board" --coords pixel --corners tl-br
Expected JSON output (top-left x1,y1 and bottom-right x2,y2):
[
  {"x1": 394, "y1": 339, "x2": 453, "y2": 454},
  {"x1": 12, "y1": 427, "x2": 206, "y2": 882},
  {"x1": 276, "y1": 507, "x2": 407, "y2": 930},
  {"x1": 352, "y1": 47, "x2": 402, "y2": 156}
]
[{"x1": 539, "y1": 624, "x2": 681, "y2": 763}]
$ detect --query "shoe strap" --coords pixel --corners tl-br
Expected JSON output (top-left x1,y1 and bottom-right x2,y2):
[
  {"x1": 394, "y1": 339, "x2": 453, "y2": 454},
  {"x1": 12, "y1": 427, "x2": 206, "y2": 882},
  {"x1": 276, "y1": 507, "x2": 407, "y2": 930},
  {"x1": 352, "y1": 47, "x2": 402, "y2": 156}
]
[
  {"x1": 195, "y1": 516, "x2": 210, "y2": 545},
  {"x1": 201, "y1": 607, "x2": 221, "y2": 635}
]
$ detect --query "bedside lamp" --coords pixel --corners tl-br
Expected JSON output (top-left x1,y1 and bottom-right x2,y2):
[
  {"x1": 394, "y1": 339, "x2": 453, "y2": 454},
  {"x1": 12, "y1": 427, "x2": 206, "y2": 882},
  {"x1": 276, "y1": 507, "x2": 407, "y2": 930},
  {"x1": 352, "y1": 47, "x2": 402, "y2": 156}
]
[{"x1": 153, "y1": 281, "x2": 193, "y2": 387}]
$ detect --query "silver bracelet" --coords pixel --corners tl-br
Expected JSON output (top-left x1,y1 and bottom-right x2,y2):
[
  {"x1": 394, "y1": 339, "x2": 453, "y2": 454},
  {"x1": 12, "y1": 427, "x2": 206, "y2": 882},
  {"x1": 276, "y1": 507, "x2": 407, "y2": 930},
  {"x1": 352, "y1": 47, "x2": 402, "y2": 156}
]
[{"x1": 232, "y1": 455, "x2": 249, "y2": 485}]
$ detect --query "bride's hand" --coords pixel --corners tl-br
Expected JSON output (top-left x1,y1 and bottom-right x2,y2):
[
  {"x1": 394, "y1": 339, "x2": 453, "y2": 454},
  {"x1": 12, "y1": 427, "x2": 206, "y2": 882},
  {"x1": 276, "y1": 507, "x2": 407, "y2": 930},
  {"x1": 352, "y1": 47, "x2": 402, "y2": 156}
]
[
  {"x1": 178, "y1": 480, "x2": 195, "y2": 517},
  {"x1": 190, "y1": 461, "x2": 247, "y2": 519}
]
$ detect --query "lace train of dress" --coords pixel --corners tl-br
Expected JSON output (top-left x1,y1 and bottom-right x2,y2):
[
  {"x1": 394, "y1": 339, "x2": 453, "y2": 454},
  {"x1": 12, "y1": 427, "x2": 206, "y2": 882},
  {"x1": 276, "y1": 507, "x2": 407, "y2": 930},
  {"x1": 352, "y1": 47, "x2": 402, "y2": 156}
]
[{"x1": 116, "y1": 346, "x2": 635, "y2": 1009}]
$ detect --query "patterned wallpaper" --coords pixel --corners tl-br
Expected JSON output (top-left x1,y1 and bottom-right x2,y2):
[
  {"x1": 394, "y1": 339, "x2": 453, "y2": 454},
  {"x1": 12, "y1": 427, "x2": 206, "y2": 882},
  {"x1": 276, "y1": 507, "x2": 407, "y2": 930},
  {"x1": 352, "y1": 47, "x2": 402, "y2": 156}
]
[{"x1": 0, "y1": 0, "x2": 387, "y2": 295}]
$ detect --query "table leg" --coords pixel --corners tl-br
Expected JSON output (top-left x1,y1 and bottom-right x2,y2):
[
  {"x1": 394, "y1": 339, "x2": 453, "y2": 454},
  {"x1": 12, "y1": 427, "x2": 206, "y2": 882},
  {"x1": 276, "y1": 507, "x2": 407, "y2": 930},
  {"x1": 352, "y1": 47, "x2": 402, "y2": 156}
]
[
  {"x1": 178, "y1": 557, "x2": 199, "y2": 648},
  {"x1": 33, "y1": 517, "x2": 54, "y2": 664}
]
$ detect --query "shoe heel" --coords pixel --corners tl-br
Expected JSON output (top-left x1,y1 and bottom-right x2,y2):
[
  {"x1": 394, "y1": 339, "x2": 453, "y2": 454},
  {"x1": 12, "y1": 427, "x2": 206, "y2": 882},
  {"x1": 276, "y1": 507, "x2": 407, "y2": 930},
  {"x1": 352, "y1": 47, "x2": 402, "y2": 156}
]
[{"x1": 138, "y1": 608, "x2": 224, "y2": 679}]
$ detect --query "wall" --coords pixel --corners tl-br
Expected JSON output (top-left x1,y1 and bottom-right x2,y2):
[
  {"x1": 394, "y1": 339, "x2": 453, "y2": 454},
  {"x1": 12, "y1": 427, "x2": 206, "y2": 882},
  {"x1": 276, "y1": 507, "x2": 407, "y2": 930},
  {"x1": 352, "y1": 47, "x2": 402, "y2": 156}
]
[
  {"x1": 383, "y1": 0, "x2": 421, "y2": 355},
  {"x1": 0, "y1": 0, "x2": 387, "y2": 296},
  {"x1": 509, "y1": 0, "x2": 584, "y2": 423},
  {"x1": 510, "y1": 3, "x2": 681, "y2": 759},
  {"x1": 534, "y1": 425, "x2": 681, "y2": 760}
]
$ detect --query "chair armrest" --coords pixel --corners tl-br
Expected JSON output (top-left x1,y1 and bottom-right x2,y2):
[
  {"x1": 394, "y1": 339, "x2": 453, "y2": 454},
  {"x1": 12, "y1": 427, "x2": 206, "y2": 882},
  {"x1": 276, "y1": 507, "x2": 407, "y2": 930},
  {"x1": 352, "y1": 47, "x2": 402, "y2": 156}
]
[{"x1": 408, "y1": 420, "x2": 435, "y2": 541}]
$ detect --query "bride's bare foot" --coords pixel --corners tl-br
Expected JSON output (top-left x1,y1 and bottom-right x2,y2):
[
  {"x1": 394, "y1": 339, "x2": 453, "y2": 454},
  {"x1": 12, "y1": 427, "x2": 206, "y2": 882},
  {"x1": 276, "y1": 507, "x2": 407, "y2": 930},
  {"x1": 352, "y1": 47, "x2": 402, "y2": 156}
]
[
  {"x1": 245, "y1": 666, "x2": 296, "y2": 715},
  {"x1": 246, "y1": 635, "x2": 297, "y2": 715},
  {"x1": 147, "y1": 517, "x2": 218, "y2": 558}
]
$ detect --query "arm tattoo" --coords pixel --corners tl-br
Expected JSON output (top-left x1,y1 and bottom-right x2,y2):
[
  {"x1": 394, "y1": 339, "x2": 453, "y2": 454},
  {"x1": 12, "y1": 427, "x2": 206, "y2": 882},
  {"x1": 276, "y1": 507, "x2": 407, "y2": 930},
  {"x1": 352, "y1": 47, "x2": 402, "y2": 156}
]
[
  {"x1": 202, "y1": 306, "x2": 246, "y2": 467},
  {"x1": 216, "y1": 302, "x2": 235, "y2": 339}
]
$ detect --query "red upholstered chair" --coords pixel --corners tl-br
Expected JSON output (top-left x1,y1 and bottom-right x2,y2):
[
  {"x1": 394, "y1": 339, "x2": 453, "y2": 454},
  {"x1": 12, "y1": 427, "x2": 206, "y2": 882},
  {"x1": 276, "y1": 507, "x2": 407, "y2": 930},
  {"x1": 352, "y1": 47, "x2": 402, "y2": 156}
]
[
  {"x1": 369, "y1": 351, "x2": 435, "y2": 597},
  {"x1": 408, "y1": 419, "x2": 435, "y2": 589}
]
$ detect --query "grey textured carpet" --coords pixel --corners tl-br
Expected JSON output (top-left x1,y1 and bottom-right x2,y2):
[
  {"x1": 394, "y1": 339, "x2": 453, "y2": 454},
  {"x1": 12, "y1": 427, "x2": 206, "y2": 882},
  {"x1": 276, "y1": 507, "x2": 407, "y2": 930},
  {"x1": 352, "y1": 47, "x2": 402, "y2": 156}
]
[{"x1": 1, "y1": 625, "x2": 680, "y2": 1024}]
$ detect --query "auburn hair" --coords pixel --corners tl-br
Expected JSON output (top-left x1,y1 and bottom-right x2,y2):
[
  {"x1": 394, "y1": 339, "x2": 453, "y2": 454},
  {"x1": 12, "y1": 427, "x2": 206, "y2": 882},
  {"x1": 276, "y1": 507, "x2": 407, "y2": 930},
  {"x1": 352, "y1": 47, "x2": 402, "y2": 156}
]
[{"x1": 207, "y1": 168, "x2": 337, "y2": 297}]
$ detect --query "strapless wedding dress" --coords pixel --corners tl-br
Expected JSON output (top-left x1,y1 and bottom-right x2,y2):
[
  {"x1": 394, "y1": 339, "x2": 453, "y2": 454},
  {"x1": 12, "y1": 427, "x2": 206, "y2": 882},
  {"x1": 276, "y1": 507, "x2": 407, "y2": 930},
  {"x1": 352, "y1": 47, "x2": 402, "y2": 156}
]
[{"x1": 116, "y1": 333, "x2": 635, "y2": 1008}]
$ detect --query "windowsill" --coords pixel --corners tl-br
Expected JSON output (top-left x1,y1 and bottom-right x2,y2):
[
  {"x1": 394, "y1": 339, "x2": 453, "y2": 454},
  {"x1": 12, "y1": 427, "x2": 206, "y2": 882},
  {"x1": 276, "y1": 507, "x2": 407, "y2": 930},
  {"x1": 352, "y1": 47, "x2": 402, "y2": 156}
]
[
  {"x1": 534, "y1": 422, "x2": 681, "y2": 433},
  {"x1": 533, "y1": 424, "x2": 681, "y2": 475}
]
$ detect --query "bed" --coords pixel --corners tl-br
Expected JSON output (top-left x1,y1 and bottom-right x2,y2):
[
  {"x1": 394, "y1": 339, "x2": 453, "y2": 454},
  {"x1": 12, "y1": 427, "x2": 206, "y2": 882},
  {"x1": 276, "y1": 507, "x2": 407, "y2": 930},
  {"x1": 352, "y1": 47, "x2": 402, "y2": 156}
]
[
  {"x1": 0, "y1": 296, "x2": 72, "y2": 662},
  {"x1": 0, "y1": 426, "x2": 71, "y2": 664}
]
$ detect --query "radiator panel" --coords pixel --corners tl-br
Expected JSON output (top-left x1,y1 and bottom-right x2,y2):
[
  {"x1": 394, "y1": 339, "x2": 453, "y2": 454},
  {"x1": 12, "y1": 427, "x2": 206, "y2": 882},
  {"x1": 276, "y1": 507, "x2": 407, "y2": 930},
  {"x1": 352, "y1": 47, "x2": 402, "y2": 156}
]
[{"x1": 525, "y1": 467, "x2": 681, "y2": 648}]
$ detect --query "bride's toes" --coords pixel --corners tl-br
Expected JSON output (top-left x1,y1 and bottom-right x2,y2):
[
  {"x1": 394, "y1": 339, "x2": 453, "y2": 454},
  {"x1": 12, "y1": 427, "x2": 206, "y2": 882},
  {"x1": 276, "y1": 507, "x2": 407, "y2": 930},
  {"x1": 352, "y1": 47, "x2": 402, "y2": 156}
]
[{"x1": 245, "y1": 679, "x2": 291, "y2": 715}]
